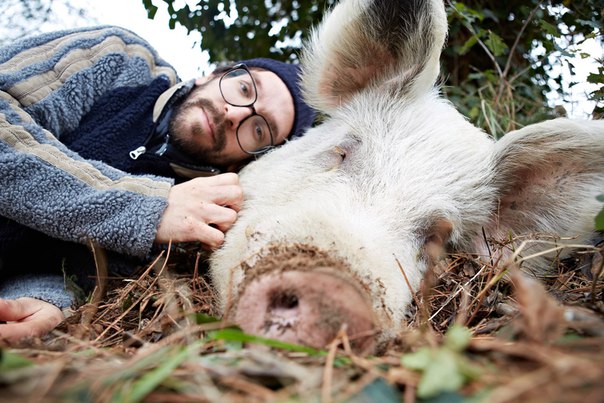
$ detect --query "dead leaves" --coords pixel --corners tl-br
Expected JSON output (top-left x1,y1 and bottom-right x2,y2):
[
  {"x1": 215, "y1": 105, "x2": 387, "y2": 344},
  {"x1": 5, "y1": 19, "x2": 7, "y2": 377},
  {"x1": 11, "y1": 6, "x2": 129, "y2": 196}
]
[{"x1": 509, "y1": 268, "x2": 566, "y2": 344}]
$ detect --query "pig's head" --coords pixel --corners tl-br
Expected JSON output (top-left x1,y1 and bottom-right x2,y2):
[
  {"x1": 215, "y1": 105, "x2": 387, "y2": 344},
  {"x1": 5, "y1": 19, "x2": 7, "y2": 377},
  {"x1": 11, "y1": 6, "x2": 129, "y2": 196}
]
[{"x1": 210, "y1": 0, "x2": 604, "y2": 352}]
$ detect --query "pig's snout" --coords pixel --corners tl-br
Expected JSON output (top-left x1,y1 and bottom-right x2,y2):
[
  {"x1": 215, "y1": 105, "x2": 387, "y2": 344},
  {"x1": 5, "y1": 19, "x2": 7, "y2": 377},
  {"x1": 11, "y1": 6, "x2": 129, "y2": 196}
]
[{"x1": 233, "y1": 269, "x2": 376, "y2": 353}]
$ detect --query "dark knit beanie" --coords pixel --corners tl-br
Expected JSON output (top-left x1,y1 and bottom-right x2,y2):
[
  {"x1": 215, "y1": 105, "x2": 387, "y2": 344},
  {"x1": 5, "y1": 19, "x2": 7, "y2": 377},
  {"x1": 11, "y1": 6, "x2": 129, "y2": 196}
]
[{"x1": 241, "y1": 58, "x2": 317, "y2": 139}]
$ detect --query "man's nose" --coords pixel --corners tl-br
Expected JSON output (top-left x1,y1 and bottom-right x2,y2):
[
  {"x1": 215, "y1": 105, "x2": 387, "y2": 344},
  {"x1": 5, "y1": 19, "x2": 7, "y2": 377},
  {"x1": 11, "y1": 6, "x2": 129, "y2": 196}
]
[{"x1": 224, "y1": 103, "x2": 253, "y2": 128}]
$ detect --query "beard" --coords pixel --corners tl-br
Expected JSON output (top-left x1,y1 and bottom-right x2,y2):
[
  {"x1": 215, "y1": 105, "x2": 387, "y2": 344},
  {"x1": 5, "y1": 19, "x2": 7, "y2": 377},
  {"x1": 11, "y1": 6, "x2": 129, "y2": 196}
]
[{"x1": 168, "y1": 83, "x2": 228, "y2": 166}]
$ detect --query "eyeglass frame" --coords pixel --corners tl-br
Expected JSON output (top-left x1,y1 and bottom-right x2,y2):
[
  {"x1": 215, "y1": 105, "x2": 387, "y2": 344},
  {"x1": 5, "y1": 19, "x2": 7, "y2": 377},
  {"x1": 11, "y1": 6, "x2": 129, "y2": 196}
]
[{"x1": 218, "y1": 63, "x2": 276, "y2": 156}]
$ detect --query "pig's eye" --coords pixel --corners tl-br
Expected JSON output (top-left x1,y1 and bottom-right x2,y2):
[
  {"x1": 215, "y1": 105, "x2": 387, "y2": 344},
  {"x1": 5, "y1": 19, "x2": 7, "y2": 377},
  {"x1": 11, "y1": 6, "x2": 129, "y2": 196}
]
[{"x1": 333, "y1": 146, "x2": 346, "y2": 161}]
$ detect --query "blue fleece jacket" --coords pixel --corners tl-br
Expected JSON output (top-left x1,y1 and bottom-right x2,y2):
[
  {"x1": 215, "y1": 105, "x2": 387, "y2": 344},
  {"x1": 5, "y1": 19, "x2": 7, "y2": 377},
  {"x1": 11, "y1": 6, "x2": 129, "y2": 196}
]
[{"x1": 0, "y1": 26, "x2": 201, "y2": 309}]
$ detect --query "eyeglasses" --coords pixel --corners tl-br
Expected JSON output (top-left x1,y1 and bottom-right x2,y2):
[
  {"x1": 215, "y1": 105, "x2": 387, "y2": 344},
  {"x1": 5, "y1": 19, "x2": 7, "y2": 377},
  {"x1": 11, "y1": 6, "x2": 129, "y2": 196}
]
[{"x1": 219, "y1": 64, "x2": 275, "y2": 155}]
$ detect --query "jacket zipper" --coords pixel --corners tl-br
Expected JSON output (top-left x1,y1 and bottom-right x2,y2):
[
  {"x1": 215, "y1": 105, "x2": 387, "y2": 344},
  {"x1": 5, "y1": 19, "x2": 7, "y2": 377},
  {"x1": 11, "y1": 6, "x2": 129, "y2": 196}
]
[{"x1": 129, "y1": 146, "x2": 147, "y2": 160}]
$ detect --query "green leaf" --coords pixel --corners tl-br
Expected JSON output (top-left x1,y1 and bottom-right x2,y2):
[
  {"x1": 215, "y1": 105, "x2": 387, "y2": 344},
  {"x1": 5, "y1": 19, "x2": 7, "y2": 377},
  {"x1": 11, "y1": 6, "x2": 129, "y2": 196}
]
[
  {"x1": 0, "y1": 350, "x2": 33, "y2": 372},
  {"x1": 596, "y1": 209, "x2": 604, "y2": 231},
  {"x1": 401, "y1": 347, "x2": 433, "y2": 370},
  {"x1": 208, "y1": 328, "x2": 320, "y2": 355},
  {"x1": 142, "y1": 0, "x2": 158, "y2": 20},
  {"x1": 444, "y1": 325, "x2": 472, "y2": 352},
  {"x1": 417, "y1": 350, "x2": 466, "y2": 398},
  {"x1": 484, "y1": 31, "x2": 508, "y2": 57},
  {"x1": 192, "y1": 313, "x2": 221, "y2": 324},
  {"x1": 459, "y1": 35, "x2": 478, "y2": 55},
  {"x1": 597, "y1": 195, "x2": 604, "y2": 231},
  {"x1": 540, "y1": 20, "x2": 559, "y2": 37},
  {"x1": 402, "y1": 326, "x2": 480, "y2": 398}
]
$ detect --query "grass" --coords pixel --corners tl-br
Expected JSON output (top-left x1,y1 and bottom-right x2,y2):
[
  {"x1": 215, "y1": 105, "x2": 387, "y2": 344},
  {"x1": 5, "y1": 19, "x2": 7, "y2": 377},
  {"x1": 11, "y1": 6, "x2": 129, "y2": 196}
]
[{"x1": 0, "y1": 234, "x2": 603, "y2": 402}]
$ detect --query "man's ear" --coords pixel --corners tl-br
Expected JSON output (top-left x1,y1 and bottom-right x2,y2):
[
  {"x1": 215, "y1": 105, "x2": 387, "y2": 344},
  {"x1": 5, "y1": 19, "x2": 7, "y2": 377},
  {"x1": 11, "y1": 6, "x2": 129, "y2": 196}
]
[{"x1": 299, "y1": 0, "x2": 448, "y2": 113}]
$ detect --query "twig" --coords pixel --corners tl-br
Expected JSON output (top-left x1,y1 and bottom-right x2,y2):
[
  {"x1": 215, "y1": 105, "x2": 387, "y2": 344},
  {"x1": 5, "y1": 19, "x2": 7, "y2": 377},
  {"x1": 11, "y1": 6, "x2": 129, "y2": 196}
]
[
  {"x1": 322, "y1": 331, "x2": 341, "y2": 403},
  {"x1": 429, "y1": 263, "x2": 487, "y2": 322},
  {"x1": 94, "y1": 250, "x2": 169, "y2": 343},
  {"x1": 496, "y1": 0, "x2": 544, "y2": 104},
  {"x1": 79, "y1": 241, "x2": 108, "y2": 329},
  {"x1": 395, "y1": 257, "x2": 424, "y2": 316}
]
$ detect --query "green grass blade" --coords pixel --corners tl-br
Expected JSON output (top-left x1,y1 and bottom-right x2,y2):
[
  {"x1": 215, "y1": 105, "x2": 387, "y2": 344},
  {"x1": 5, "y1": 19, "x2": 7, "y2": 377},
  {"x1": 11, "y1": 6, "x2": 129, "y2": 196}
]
[
  {"x1": 209, "y1": 328, "x2": 321, "y2": 355},
  {"x1": 121, "y1": 343, "x2": 197, "y2": 402}
]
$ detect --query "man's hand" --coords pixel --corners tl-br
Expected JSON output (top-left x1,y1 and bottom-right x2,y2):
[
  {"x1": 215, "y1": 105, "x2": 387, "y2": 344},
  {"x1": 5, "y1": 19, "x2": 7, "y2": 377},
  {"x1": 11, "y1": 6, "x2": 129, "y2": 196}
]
[
  {"x1": 155, "y1": 173, "x2": 244, "y2": 249},
  {"x1": 0, "y1": 298, "x2": 65, "y2": 342}
]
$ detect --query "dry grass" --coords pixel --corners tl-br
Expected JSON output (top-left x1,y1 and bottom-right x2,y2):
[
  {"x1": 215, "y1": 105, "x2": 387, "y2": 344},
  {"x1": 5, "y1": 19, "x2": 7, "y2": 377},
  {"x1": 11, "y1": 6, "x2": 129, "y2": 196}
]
[{"x1": 1, "y1": 235, "x2": 603, "y2": 402}]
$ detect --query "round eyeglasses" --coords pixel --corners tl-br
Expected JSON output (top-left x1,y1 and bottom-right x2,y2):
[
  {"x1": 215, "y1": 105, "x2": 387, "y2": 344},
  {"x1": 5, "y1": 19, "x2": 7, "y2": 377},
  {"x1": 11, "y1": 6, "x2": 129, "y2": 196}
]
[{"x1": 219, "y1": 64, "x2": 275, "y2": 155}]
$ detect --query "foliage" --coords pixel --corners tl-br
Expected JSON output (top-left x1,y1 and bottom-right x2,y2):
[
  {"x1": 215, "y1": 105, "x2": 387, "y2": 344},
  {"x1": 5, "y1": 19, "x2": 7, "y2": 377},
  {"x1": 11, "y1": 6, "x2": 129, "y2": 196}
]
[
  {"x1": 145, "y1": 0, "x2": 603, "y2": 137},
  {"x1": 142, "y1": 0, "x2": 336, "y2": 62},
  {"x1": 2, "y1": 236, "x2": 604, "y2": 401},
  {"x1": 443, "y1": 0, "x2": 603, "y2": 137},
  {"x1": 209, "y1": 327, "x2": 321, "y2": 354},
  {"x1": 0, "y1": 350, "x2": 32, "y2": 372},
  {"x1": 402, "y1": 325, "x2": 480, "y2": 398},
  {"x1": 0, "y1": 0, "x2": 94, "y2": 47},
  {"x1": 597, "y1": 194, "x2": 604, "y2": 231}
]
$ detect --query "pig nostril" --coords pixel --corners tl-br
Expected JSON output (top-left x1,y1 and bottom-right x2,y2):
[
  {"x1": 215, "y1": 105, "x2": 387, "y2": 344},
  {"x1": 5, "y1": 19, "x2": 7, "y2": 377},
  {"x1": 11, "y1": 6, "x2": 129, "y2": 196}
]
[
  {"x1": 263, "y1": 290, "x2": 301, "y2": 335},
  {"x1": 269, "y1": 291, "x2": 299, "y2": 310}
]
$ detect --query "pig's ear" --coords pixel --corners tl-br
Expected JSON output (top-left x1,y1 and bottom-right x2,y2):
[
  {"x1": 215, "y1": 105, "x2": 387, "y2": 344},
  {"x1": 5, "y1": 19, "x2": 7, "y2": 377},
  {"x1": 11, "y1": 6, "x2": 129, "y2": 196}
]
[
  {"x1": 489, "y1": 119, "x2": 604, "y2": 242},
  {"x1": 300, "y1": 0, "x2": 448, "y2": 113}
]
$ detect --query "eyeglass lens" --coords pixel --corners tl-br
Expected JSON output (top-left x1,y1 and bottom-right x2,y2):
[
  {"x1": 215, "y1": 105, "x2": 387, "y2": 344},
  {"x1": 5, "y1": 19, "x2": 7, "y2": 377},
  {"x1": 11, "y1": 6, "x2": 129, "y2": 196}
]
[{"x1": 220, "y1": 68, "x2": 274, "y2": 154}]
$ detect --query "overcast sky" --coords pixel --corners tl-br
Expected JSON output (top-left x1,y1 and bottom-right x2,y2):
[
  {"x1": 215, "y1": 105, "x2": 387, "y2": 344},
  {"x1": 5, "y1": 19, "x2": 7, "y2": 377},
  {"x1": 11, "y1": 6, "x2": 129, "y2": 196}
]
[{"x1": 89, "y1": 0, "x2": 209, "y2": 79}]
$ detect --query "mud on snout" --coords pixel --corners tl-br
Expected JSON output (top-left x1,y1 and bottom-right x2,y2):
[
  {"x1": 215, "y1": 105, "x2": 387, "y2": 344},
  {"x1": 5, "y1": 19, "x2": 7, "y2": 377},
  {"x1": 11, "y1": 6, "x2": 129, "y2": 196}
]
[{"x1": 226, "y1": 244, "x2": 379, "y2": 354}]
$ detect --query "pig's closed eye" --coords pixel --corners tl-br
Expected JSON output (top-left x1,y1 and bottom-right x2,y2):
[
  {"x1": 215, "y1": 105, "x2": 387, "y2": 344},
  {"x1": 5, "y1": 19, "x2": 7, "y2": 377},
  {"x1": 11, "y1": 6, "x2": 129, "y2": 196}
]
[{"x1": 333, "y1": 146, "x2": 347, "y2": 161}]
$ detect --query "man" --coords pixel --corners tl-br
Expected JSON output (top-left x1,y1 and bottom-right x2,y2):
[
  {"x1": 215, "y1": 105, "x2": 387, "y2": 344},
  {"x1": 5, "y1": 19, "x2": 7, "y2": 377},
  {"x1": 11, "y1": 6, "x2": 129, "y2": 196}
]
[{"x1": 0, "y1": 26, "x2": 316, "y2": 340}]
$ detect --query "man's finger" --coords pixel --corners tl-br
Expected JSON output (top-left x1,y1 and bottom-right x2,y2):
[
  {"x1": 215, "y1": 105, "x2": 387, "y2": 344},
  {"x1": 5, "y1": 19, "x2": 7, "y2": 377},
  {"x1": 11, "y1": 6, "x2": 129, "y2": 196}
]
[
  {"x1": 0, "y1": 322, "x2": 41, "y2": 341},
  {"x1": 203, "y1": 172, "x2": 240, "y2": 186},
  {"x1": 202, "y1": 205, "x2": 238, "y2": 232},
  {"x1": 0, "y1": 298, "x2": 64, "y2": 342},
  {"x1": 208, "y1": 185, "x2": 244, "y2": 211},
  {"x1": 196, "y1": 222, "x2": 226, "y2": 249},
  {"x1": 0, "y1": 299, "x2": 32, "y2": 322}
]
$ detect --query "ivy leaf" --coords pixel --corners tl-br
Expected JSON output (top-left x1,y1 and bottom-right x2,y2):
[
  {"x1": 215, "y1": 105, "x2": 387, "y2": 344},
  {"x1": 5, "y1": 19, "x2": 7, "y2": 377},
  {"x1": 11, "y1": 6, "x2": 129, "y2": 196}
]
[{"x1": 484, "y1": 31, "x2": 508, "y2": 57}]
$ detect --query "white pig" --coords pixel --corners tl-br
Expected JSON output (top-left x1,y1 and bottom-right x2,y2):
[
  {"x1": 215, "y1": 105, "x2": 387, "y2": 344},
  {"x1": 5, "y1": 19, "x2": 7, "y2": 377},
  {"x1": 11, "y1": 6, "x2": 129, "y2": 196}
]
[{"x1": 210, "y1": 0, "x2": 604, "y2": 352}]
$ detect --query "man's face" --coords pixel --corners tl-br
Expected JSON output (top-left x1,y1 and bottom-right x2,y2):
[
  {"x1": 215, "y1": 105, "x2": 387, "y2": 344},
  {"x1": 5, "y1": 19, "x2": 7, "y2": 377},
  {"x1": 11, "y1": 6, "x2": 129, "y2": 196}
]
[{"x1": 169, "y1": 69, "x2": 295, "y2": 170}]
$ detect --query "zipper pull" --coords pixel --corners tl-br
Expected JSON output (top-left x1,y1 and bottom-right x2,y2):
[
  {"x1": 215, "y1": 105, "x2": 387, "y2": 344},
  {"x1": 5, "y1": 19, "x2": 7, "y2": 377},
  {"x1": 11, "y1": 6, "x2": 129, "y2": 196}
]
[{"x1": 129, "y1": 146, "x2": 146, "y2": 160}]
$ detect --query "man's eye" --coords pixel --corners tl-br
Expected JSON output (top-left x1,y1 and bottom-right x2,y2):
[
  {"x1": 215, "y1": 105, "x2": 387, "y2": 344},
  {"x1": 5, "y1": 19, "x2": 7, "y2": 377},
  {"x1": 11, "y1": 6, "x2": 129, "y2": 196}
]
[
  {"x1": 254, "y1": 123, "x2": 264, "y2": 142},
  {"x1": 239, "y1": 82, "x2": 250, "y2": 96}
]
